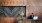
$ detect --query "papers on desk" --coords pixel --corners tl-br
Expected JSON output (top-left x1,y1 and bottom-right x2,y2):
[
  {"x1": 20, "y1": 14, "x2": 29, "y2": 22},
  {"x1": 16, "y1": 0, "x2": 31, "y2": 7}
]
[{"x1": 33, "y1": 16, "x2": 38, "y2": 20}]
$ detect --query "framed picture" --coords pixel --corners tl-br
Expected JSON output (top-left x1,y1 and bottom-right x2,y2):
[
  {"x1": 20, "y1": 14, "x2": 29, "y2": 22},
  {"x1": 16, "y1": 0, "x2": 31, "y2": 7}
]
[{"x1": 0, "y1": 6, "x2": 26, "y2": 17}]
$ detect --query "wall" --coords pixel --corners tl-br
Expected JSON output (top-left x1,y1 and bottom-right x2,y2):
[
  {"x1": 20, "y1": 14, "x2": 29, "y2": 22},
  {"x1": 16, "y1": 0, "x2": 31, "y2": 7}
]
[
  {"x1": 26, "y1": 0, "x2": 42, "y2": 19},
  {"x1": 0, "y1": 0, "x2": 27, "y2": 6},
  {"x1": 27, "y1": 0, "x2": 42, "y2": 6},
  {"x1": 26, "y1": 6, "x2": 42, "y2": 19}
]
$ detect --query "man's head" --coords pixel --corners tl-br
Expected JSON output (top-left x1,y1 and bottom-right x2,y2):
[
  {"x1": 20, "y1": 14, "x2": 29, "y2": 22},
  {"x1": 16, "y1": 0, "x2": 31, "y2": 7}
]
[{"x1": 32, "y1": 13, "x2": 33, "y2": 15}]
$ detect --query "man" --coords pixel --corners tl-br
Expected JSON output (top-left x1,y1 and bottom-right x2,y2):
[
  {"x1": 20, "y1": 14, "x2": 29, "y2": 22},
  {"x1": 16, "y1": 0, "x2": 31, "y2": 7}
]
[{"x1": 27, "y1": 13, "x2": 34, "y2": 19}]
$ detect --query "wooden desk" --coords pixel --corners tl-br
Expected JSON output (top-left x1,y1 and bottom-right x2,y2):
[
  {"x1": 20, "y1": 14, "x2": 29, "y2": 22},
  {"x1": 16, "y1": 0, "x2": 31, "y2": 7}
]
[
  {"x1": 18, "y1": 17, "x2": 42, "y2": 23},
  {"x1": 26, "y1": 19, "x2": 42, "y2": 23},
  {"x1": 0, "y1": 17, "x2": 17, "y2": 23}
]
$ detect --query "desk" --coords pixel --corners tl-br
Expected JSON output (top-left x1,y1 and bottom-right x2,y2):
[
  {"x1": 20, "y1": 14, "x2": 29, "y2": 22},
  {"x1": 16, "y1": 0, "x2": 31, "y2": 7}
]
[
  {"x1": 26, "y1": 19, "x2": 42, "y2": 23},
  {"x1": 18, "y1": 17, "x2": 42, "y2": 23}
]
